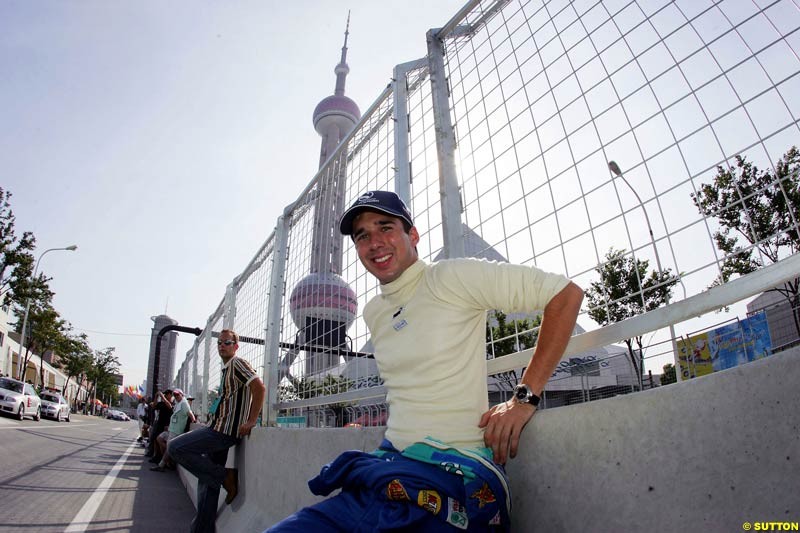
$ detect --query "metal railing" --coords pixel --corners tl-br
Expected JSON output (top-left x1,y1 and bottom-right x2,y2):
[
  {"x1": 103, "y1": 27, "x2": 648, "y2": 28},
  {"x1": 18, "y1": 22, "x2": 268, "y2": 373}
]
[{"x1": 173, "y1": 0, "x2": 800, "y2": 427}]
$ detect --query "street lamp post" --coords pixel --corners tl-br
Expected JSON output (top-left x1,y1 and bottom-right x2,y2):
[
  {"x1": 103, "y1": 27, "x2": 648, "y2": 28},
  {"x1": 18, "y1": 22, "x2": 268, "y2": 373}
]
[
  {"x1": 607, "y1": 161, "x2": 680, "y2": 386},
  {"x1": 17, "y1": 245, "x2": 78, "y2": 381}
]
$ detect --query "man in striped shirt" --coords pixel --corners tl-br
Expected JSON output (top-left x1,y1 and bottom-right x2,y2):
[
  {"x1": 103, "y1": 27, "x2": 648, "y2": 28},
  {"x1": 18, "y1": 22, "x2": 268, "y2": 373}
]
[{"x1": 169, "y1": 329, "x2": 266, "y2": 533}]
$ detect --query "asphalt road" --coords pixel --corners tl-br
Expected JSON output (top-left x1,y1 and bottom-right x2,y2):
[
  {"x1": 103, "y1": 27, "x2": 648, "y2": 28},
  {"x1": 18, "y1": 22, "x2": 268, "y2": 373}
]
[{"x1": 0, "y1": 412, "x2": 196, "y2": 532}]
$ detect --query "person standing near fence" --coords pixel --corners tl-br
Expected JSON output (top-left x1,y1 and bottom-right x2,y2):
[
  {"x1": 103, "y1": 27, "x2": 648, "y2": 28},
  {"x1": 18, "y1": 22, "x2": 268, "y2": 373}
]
[
  {"x1": 151, "y1": 388, "x2": 196, "y2": 472},
  {"x1": 169, "y1": 329, "x2": 266, "y2": 533},
  {"x1": 136, "y1": 397, "x2": 147, "y2": 443},
  {"x1": 266, "y1": 191, "x2": 583, "y2": 531},
  {"x1": 145, "y1": 389, "x2": 173, "y2": 462}
]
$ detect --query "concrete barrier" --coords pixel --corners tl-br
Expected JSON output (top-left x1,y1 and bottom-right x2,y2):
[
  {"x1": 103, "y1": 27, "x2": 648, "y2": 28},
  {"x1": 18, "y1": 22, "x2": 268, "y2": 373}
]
[{"x1": 180, "y1": 346, "x2": 799, "y2": 532}]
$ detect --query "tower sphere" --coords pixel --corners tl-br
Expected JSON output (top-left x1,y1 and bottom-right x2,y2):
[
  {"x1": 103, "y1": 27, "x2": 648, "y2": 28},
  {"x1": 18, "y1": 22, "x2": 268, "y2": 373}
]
[
  {"x1": 289, "y1": 272, "x2": 358, "y2": 330},
  {"x1": 313, "y1": 95, "x2": 361, "y2": 136}
]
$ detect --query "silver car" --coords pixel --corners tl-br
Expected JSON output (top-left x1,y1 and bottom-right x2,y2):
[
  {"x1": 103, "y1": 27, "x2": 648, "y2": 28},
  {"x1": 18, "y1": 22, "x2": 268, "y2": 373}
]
[
  {"x1": 39, "y1": 390, "x2": 71, "y2": 422},
  {"x1": 0, "y1": 377, "x2": 41, "y2": 421}
]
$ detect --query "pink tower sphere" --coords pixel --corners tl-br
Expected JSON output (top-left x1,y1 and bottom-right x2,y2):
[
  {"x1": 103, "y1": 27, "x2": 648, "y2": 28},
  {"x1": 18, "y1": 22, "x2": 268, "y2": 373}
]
[{"x1": 289, "y1": 272, "x2": 358, "y2": 330}]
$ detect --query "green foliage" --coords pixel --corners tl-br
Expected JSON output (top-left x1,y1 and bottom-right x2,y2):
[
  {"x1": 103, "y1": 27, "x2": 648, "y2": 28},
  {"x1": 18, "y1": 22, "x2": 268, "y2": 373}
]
[
  {"x1": 586, "y1": 248, "x2": 678, "y2": 325},
  {"x1": 279, "y1": 374, "x2": 354, "y2": 427},
  {"x1": 14, "y1": 301, "x2": 66, "y2": 384},
  {"x1": 56, "y1": 333, "x2": 93, "y2": 397},
  {"x1": 585, "y1": 248, "x2": 679, "y2": 389},
  {"x1": 24, "y1": 305, "x2": 66, "y2": 357},
  {"x1": 692, "y1": 148, "x2": 800, "y2": 273},
  {"x1": 279, "y1": 374, "x2": 354, "y2": 402},
  {"x1": 0, "y1": 187, "x2": 39, "y2": 309},
  {"x1": 87, "y1": 347, "x2": 121, "y2": 402},
  {"x1": 660, "y1": 363, "x2": 677, "y2": 385},
  {"x1": 486, "y1": 310, "x2": 541, "y2": 358},
  {"x1": 691, "y1": 147, "x2": 800, "y2": 334},
  {"x1": 485, "y1": 310, "x2": 542, "y2": 391}
]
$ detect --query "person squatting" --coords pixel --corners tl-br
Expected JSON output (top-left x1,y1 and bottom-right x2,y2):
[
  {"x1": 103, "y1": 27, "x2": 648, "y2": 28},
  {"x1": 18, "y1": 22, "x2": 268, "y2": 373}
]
[{"x1": 264, "y1": 191, "x2": 583, "y2": 532}]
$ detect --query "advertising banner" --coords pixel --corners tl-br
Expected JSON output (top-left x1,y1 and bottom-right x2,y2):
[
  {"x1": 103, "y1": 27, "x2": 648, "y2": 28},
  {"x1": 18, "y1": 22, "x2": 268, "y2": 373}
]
[{"x1": 677, "y1": 311, "x2": 772, "y2": 379}]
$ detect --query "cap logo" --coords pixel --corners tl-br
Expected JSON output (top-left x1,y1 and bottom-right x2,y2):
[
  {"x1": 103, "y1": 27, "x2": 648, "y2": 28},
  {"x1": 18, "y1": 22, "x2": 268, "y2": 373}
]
[{"x1": 357, "y1": 192, "x2": 380, "y2": 205}]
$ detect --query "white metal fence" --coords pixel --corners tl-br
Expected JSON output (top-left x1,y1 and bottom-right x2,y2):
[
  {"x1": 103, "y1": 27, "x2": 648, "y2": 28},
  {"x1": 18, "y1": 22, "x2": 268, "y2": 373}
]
[{"x1": 173, "y1": 0, "x2": 800, "y2": 426}]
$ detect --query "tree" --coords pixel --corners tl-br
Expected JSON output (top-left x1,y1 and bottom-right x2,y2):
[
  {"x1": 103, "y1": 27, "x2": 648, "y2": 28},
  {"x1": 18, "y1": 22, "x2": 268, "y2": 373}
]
[
  {"x1": 691, "y1": 147, "x2": 800, "y2": 336},
  {"x1": 56, "y1": 332, "x2": 93, "y2": 405},
  {"x1": 585, "y1": 248, "x2": 679, "y2": 390},
  {"x1": 486, "y1": 310, "x2": 542, "y2": 391},
  {"x1": 86, "y1": 347, "x2": 120, "y2": 414},
  {"x1": 0, "y1": 187, "x2": 39, "y2": 310},
  {"x1": 17, "y1": 304, "x2": 68, "y2": 387},
  {"x1": 12, "y1": 297, "x2": 61, "y2": 382},
  {"x1": 660, "y1": 363, "x2": 677, "y2": 385},
  {"x1": 486, "y1": 310, "x2": 541, "y2": 358},
  {"x1": 279, "y1": 374, "x2": 353, "y2": 427}
]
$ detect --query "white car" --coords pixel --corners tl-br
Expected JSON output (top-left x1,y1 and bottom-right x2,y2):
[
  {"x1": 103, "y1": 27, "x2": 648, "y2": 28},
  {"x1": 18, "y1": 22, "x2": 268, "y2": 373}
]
[
  {"x1": 39, "y1": 390, "x2": 71, "y2": 422},
  {"x1": 0, "y1": 377, "x2": 41, "y2": 421},
  {"x1": 106, "y1": 409, "x2": 130, "y2": 421}
]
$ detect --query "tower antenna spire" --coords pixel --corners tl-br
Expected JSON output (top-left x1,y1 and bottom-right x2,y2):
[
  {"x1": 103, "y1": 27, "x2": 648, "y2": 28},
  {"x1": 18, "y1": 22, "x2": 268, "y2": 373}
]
[{"x1": 334, "y1": 11, "x2": 351, "y2": 96}]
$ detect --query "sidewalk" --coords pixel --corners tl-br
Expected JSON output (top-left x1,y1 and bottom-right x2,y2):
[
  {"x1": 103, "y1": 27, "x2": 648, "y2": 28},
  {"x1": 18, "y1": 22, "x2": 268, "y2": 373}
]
[{"x1": 123, "y1": 427, "x2": 198, "y2": 532}]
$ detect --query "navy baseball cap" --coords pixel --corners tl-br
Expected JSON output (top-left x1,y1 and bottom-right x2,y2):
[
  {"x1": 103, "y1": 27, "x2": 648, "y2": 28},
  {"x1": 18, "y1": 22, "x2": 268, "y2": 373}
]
[{"x1": 339, "y1": 191, "x2": 414, "y2": 236}]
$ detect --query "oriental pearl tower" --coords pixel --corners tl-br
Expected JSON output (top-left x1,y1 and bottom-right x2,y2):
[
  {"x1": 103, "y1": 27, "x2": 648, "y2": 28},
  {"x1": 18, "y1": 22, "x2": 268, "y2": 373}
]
[{"x1": 289, "y1": 14, "x2": 360, "y2": 375}]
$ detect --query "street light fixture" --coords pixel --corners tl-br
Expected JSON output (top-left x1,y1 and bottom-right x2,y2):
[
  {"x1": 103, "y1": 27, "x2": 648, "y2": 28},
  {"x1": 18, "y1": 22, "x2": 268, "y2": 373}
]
[
  {"x1": 607, "y1": 161, "x2": 680, "y2": 385},
  {"x1": 16, "y1": 245, "x2": 78, "y2": 381}
]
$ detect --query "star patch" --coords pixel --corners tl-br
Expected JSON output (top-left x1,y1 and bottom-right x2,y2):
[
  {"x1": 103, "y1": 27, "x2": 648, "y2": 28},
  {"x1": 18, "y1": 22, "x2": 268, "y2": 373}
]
[
  {"x1": 386, "y1": 479, "x2": 409, "y2": 501},
  {"x1": 470, "y1": 483, "x2": 496, "y2": 508},
  {"x1": 417, "y1": 489, "x2": 442, "y2": 515}
]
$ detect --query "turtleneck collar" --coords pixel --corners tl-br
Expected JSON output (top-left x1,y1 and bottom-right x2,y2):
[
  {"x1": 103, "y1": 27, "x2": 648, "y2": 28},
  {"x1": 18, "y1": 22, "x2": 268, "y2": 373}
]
[{"x1": 379, "y1": 259, "x2": 426, "y2": 298}]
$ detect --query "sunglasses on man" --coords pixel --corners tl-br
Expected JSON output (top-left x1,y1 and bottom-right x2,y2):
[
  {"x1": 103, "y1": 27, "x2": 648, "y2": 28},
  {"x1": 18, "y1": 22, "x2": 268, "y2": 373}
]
[{"x1": 217, "y1": 340, "x2": 236, "y2": 346}]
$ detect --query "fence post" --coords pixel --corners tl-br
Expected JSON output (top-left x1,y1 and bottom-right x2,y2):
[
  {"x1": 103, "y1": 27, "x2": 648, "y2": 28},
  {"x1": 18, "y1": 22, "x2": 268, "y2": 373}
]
[
  {"x1": 222, "y1": 282, "x2": 237, "y2": 331},
  {"x1": 427, "y1": 30, "x2": 465, "y2": 259},
  {"x1": 263, "y1": 214, "x2": 290, "y2": 426},
  {"x1": 191, "y1": 339, "x2": 199, "y2": 400},
  {"x1": 201, "y1": 319, "x2": 213, "y2": 422},
  {"x1": 393, "y1": 59, "x2": 427, "y2": 205}
]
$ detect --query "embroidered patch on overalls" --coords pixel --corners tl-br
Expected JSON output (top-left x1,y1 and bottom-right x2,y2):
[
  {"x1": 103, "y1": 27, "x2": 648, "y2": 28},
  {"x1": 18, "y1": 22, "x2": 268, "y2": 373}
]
[
  {"x1": 440, "y1": 461, "x2": 464, "y2": 476},
  {"x1": 417, "y1": 490, "x2": 442, "y2": 514},
  {"x1": 386, "y1": 479, "x2": 409, "y2": 501},
  {"x1": 470, "y1": 482, "x2": 496, "y2": 508},
  {"x1": 446, "y1": 498, "x2": 469, "y2": 529}
]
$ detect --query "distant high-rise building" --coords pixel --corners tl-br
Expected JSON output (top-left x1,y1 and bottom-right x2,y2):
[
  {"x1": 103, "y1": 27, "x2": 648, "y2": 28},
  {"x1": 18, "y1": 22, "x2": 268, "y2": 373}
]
[
  {"x1": 147, "y1": 314, "x2": 178, "y2": 396},
  {"x1": 747, "y1": 288, "x2": 800, "y2": 351}
]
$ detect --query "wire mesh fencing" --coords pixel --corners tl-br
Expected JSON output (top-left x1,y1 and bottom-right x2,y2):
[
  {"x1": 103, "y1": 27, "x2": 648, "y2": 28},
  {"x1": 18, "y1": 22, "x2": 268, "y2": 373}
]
[{"x1": 172, "y1": 0, "x2": 800, "y2": 427}]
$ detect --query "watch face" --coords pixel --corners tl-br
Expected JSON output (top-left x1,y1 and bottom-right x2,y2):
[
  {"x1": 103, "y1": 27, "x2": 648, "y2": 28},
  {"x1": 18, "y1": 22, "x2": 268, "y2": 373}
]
[{"x1": 514, "y1": 386, "x2": 527, "y2": 401}]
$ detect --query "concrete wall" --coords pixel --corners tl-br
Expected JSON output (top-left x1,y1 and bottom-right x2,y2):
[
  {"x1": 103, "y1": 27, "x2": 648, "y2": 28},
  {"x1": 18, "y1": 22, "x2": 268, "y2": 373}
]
[{"x1": 180, "y1": 347, "x2": 800, "y2": 532}]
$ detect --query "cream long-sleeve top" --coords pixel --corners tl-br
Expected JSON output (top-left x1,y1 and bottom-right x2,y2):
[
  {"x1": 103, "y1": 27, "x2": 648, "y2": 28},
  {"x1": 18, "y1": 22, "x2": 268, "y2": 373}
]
[{"x1": 363, "y1": 258, "x2": 570, "y2": 452}]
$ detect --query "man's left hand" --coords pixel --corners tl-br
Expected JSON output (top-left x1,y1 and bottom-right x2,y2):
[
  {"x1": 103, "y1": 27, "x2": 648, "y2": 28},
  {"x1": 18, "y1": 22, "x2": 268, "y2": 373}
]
[
  {"x1": 479, "y1": 400, "x2": 536, "y2": 465},
  {"x1": 238, "y1": 421, "x2": 256, "y2": 437}
]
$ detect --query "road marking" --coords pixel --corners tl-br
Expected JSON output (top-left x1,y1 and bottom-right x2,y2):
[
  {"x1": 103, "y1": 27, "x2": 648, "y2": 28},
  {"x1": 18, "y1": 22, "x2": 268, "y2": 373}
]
[
  {"x1": 65, "y1": 439, "x2": 138, "y2": 533},
  {"x1": 0, "y1": 423, "x2": 99, "y2": 430}
]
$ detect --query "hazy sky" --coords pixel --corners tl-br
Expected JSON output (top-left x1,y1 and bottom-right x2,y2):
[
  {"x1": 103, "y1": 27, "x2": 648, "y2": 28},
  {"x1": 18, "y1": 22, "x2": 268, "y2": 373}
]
[{"x1": 1, "y1": 1, "x2": 464, "y2": 387}]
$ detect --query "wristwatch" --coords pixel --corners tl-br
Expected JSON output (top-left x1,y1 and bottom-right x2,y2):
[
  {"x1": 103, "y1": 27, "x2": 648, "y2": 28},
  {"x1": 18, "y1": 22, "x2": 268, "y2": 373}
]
[{"x1": 512, "y1": 384, "x2": 541, "y2": 407}]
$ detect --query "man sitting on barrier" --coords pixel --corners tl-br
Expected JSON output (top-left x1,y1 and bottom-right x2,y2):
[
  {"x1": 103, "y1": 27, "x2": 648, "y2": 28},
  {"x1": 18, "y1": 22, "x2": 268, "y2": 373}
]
[
  {"x1": 170, "y1": 328, "x2": 266, "y2": 533},
  {"x1": 266, "y1": 191, "x2": 583, "y2": 531}
]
